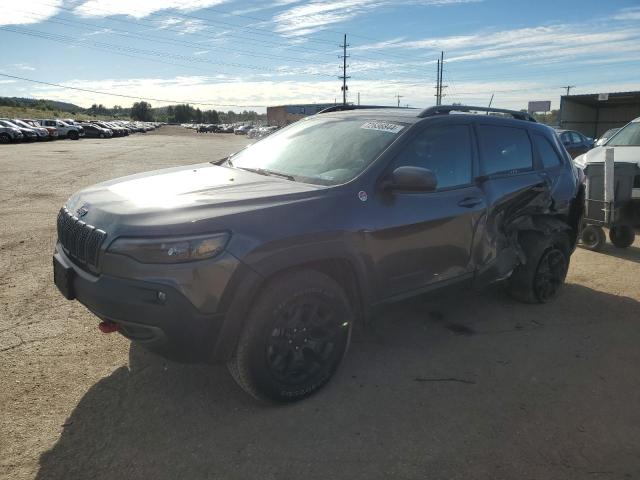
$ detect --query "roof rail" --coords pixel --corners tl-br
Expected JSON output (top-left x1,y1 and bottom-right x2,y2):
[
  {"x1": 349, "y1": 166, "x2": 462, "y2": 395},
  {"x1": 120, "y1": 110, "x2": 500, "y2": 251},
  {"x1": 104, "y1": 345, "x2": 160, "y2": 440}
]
[
  {"x1": 317, "y1": 105, "x2": 415, "y2": 114},
  {"x1": 418, "y1": 105, "x2": 537, "y2": 122}
]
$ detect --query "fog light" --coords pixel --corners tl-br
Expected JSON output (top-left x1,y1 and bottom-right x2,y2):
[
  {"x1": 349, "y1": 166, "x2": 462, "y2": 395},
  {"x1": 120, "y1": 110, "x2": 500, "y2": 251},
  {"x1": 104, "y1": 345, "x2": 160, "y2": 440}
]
[{"x1": 157, "y1": 291, "x2": 167, "y2": 303}]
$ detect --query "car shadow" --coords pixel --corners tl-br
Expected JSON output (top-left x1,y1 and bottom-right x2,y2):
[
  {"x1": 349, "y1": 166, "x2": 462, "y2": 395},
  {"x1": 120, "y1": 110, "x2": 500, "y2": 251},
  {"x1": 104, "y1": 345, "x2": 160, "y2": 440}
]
[
  {"x1": 586, "y1": 243, "x2": 640, "y2": 264},
  {"x1": 36, "y1": 283, "x2": 640, "y2": 480}
]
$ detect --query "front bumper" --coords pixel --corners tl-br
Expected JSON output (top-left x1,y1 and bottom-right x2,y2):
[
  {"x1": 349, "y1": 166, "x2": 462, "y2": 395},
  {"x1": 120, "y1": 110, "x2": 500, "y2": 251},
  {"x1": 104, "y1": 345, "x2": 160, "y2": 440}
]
[{"x1": 53, "y1": 245, "x2": 258, "y2": 363}]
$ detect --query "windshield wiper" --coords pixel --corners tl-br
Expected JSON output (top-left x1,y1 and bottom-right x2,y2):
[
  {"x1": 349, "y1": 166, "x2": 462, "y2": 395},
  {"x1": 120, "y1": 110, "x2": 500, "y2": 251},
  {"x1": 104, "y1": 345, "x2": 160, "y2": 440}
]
[{"x1": 234, "y1": 166, "x2": 296, "y2": 181}]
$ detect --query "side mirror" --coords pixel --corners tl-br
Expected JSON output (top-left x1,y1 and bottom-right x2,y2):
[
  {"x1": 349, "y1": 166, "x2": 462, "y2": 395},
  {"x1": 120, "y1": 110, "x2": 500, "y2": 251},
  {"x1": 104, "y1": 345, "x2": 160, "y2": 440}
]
[{"x1": 383, "y1": 166, "x2": 437, "y2": 192}]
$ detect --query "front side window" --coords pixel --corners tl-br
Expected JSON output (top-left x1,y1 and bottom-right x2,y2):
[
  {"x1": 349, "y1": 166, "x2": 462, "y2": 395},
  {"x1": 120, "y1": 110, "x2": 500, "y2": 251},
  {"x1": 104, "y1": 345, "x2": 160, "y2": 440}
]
[
  {"x1": 229, "y1": 117, "x2": 406, "y2": 186},
  {"x1": 393, "y1": 124, "x2": 473, "y2": 189},
  {"x1": 607, "y1": 122, "x2": 640, "y2": 146},
  {"x1": 478, "y1": 125, "x2": 533, "y2": 176}
]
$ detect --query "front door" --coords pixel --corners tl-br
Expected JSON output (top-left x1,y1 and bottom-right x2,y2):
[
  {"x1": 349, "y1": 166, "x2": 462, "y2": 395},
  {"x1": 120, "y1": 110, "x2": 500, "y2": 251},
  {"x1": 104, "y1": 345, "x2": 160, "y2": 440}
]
[{"x1": 366, "y1": 123, "x2": 485, "y2": 298}]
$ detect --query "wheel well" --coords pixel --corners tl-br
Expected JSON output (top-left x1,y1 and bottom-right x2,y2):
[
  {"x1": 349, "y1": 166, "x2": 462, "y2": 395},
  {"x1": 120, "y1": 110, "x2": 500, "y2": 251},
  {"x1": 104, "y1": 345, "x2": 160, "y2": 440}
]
[
  {"x1": 259, "y1": 258, "x2": 365, "y2": 320},
  {"x1": 568, "y1": 183, "x2": 586, "y2": 245}
]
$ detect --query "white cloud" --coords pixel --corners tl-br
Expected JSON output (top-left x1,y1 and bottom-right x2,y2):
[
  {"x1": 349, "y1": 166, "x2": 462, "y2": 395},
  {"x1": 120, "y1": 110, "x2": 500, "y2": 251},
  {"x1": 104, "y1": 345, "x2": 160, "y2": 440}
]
[
  {"x1": 273, "y1": 0, "x2": 480, "y2": 36},
  {"x1": 351, "y1": 22, "x2": 640, "y2": 69},
  {"x1": 8, "y1": 63, "x2": 36, "y2": 71},
  {"x1": 73, "y1": 0, "x2": 229, "y2": 19},
  {"x1": 612, "y1": 7, "x2": 640, "y2": 21},
  {"x1": 0, "y1": 0, "x2": 62, "y2": 26}
]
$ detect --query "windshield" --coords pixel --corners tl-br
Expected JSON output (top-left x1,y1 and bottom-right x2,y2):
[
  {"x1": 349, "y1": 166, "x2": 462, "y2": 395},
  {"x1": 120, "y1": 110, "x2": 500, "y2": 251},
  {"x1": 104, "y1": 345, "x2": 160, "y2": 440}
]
[
  {"x1": 0, "y1": 120, "x2": 20, "y2": 128},
  {"x1": 12, "y1": 119, "x2": 32, "y2": 128},
  {"x1": 229, "y1": 117, "x2": 406, "y2": 185},
  {"x1": 607, "y1": 122, "x2": 640, "y2": 146}
]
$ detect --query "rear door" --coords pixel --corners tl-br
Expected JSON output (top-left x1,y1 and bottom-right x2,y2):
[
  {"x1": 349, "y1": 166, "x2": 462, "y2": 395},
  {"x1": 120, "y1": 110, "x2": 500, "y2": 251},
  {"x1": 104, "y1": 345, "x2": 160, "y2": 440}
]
[
  {"x1": 474, "y1": 122, "x2": 548, "y2": 267},
  {"x1": 368, "y1": 121, "x2": 486, "y2": 297}
]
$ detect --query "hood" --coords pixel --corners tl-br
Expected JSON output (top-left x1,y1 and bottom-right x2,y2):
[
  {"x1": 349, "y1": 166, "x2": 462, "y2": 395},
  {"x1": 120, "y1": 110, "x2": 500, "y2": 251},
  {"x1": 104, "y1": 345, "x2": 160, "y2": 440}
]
[
  {"x1": 574, "y1": 146, "x2": 640, "y2": 169},
  {"x1": 66, "y1": 163, "x2": 325, "y2": 235}
]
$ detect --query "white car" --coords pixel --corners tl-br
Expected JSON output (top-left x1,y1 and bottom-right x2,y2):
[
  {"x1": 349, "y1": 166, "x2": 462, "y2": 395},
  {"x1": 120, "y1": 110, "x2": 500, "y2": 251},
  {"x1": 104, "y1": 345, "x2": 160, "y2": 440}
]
[
  {"x1": 39, "y1": 119, "x2": 84, "y2": 140},
  {"x1": 574, "y1": 117, "x2": 640, "y2": 170}
]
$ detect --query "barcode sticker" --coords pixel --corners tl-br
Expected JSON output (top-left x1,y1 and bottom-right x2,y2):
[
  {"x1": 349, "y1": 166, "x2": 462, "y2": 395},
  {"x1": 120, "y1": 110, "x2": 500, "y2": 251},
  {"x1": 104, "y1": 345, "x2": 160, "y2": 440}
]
[{"x1": 361, "y1": 122, "x2": 404, "y2": 134}]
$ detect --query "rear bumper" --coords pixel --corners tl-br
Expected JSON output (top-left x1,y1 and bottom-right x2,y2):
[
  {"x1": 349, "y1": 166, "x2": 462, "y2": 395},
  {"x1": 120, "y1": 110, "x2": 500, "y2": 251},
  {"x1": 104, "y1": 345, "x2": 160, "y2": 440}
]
[{"x1": 53, "y1": 246, "x2": 261, "y2": 363}]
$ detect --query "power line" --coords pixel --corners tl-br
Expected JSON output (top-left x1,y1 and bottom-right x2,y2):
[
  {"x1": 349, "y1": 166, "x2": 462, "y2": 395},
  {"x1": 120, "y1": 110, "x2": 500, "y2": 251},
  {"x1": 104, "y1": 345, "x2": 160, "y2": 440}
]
[
  {"x1": 0, "y1": 26, "x2": 338, "y2": 79},
  {"x1": 30, "y1": 1, "x2": 427, "y2": 65},
  {"x1": 11, "y1": 9, "x2": 331, "y2": 67},
  {"x1": 0, "y1": 72, "x2": 269, "y2": 108},
  {"x1": 26, "y1": 3, "x2": 444, "y2": 69}
]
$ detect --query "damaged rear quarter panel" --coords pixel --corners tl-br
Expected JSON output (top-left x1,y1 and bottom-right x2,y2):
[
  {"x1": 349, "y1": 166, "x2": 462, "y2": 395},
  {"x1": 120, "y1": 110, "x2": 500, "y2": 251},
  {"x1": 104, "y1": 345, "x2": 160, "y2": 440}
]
[{"x1": 472, "y1": 161, "x2": 578, "y2": 283}]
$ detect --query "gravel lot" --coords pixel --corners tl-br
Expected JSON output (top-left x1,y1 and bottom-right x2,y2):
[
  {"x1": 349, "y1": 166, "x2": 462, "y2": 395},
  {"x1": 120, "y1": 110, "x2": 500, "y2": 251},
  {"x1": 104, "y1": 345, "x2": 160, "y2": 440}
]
[{"x1": 1, "y1": 126, "x2": 639, "y2": 480}]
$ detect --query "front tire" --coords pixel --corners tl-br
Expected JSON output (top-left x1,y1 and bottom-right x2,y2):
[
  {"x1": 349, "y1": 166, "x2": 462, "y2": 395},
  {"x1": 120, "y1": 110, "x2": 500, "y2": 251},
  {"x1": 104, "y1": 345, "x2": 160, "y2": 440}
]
[
  {"x1": 0, "y1": 133, "x2": 10, "y2": 144},
  {"x1": 228, "y1": 270, "x2": 353, "y2": 402},
  {"x1": 508, "y1": 231, "x2": 570, "y2": 304},
  {"x1": 68, "y1": 130, "x2": 79, "y2": 140},
  {"x1": 609, "y1": 225, "x2": 635, "y2": 248}
]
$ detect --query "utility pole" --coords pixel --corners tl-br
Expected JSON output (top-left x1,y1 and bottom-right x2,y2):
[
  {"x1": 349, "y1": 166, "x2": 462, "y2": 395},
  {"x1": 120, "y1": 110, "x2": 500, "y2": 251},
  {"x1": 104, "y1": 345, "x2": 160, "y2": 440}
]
[
  {"x1": 435, "y1": 52, "x2": 447, "y2": 105},
  {"x1": 439, "y1": 51, "x2": 447, "y2": 105},
  {"x1": 435, "y1": 58, "x2": 440, "y2": 105},
  {"x1": 395, "y1": 93, "x2": 403, "y2": 107},
  {"x1": 357, "y1": 92, "x2": 360, "y2": 106},
  {"x1": 339, "y1": 34, "x2": 350, "y2": 106},
  {"x1": 563, "y1": 85, "x2": 575, "y2": 96}
]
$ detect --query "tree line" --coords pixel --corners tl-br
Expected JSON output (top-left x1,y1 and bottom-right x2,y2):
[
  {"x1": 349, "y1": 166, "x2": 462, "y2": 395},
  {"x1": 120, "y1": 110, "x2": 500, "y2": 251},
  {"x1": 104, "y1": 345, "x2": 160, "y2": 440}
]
[{"x1": 130, "y1": 101, "x2": 265, "y2": 124}]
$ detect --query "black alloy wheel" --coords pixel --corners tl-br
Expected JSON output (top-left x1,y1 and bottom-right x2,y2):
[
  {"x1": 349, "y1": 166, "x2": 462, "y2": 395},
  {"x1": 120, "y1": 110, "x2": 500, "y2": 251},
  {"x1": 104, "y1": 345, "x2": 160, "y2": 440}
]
[
  {"x1": 533, "y1": 248, "x2": 568, "y2": 303},
  {"x1": 266, "y1": 300, "x2": 346, "y2": 386}
]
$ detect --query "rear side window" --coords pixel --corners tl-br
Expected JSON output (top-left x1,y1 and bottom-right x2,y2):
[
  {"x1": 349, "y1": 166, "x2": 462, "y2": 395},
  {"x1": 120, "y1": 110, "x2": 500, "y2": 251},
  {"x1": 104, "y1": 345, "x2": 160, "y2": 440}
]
[
  {"x1": 478, "y1": 125, "x2": 533, "y2": 175},
  {"x1": 533, "y1": 134, "x2": 563, "y2": 169},
  {"x1": 393, "y1": 124, "x2": 473, "y2": 189}
]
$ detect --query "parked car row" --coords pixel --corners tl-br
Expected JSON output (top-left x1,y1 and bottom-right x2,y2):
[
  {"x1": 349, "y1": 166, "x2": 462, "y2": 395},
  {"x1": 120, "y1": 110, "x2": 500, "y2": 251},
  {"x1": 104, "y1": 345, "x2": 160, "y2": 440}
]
[
  {"x1": 185, "y1": 123, "x2": 239, "y2": 134},
  {"x1": 183, "y1": 123, "x2": 280, "y2": 139},
  {"x1": 0, "y1": 118, "x2": 162, "y2": 144},
  {"x1": 247, "y1": 125, "x2": 279, "y2": 139}
]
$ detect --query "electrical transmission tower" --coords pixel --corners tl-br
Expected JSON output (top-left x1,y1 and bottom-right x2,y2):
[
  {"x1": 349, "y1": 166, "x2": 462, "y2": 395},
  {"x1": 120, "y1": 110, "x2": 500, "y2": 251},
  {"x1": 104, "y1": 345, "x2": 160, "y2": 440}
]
[{"x1": 339, "y1": 34, "x2": 350, "y2": 106}]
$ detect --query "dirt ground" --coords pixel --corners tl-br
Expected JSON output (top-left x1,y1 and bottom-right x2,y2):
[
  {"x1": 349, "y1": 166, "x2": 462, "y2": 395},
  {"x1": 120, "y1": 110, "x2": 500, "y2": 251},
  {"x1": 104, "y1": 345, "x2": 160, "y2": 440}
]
[{"x1": 1, "y1": 126, "x2": 639, "y2": 480}]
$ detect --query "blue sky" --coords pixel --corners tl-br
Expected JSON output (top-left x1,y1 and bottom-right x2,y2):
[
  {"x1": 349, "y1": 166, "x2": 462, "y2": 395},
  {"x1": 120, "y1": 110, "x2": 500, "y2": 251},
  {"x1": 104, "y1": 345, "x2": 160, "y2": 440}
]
[{"x1": 1, "y1": 0, "x2": 639, "y2": 112}]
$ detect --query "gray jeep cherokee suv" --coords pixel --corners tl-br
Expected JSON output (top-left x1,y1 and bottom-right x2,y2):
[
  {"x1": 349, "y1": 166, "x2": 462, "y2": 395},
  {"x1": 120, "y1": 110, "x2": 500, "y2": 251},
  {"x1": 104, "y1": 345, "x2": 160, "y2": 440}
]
[{"x1": 53, "y1": 105, "x2": 584, "y2": 402}]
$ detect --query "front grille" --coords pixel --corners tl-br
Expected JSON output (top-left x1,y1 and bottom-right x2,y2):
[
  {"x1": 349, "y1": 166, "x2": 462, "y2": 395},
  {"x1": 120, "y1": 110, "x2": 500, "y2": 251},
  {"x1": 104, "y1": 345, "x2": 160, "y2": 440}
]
[{"x1": 56, "y1": 207, "x2": 107, "y2": 267}]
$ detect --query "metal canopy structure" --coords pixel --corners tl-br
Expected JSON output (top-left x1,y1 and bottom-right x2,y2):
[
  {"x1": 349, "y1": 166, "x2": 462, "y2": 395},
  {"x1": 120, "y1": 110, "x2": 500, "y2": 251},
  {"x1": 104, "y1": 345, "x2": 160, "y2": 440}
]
[{"x1": 559, "y1": 91, "x2": 640, "y2": 138}]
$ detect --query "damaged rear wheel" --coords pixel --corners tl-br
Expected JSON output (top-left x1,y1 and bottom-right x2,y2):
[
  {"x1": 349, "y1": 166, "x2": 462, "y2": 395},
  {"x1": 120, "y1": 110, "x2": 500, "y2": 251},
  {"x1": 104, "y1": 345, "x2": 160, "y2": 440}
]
[{"x1": 508, "y1": 231, "x2": 570, "y2": 304}]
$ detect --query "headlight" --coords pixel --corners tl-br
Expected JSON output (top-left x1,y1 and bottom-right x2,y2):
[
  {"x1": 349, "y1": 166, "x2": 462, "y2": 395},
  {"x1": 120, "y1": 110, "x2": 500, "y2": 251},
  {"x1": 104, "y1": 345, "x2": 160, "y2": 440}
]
[{"x1": 108, "y1": 232, "x2": 230, "y2": 264}]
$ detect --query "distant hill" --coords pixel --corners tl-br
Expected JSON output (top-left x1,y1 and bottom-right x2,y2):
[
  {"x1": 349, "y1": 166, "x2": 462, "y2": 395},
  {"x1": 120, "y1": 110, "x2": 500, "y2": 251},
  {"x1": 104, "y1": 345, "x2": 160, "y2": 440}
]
[{"x1": 0, "y1": 96, "x2": 85, "y2": 113}]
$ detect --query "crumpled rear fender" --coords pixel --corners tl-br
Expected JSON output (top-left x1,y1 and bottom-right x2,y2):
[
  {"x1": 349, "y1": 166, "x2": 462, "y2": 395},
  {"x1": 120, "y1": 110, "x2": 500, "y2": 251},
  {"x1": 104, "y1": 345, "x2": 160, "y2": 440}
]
[{"x1": 473, "y1": 178, "x2": 577, "y2": 287}]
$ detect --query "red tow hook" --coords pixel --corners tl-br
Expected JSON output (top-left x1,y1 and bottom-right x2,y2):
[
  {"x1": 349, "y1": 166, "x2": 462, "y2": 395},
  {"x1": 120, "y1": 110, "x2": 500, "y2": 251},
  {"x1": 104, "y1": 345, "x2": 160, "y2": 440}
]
[{"x1": 98, "y1": 321, "x2": 120, "y2": 334}]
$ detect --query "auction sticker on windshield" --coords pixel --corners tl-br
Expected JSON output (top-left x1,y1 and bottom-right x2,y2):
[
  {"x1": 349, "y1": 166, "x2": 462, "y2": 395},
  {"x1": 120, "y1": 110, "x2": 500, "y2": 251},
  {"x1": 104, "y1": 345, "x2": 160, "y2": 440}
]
[{"x1": 361, "y1": 122, "x2": 404, "y2": 134}]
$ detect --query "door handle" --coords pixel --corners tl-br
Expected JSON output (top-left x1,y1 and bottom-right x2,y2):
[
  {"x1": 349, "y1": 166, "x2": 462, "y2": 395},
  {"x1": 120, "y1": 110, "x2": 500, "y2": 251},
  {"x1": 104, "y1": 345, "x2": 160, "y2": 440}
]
[{"x1": 458, "y1": 197, "x2": 483, "y2": 208}]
